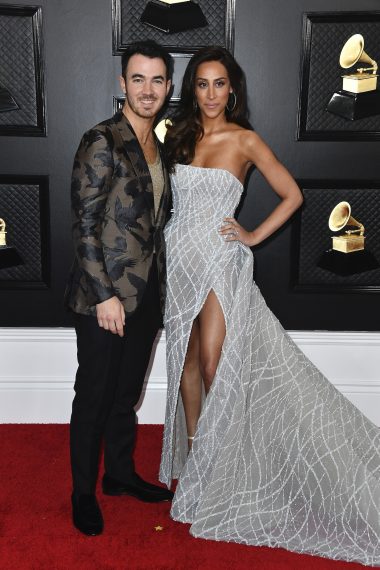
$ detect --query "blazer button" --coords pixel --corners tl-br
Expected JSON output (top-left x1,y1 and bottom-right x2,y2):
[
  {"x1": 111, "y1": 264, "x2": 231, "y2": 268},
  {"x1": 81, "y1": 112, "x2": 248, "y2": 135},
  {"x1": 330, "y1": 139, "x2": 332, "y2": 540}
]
[{"x1": 78, "y1": 209, "x2": 83, "y2": 215}]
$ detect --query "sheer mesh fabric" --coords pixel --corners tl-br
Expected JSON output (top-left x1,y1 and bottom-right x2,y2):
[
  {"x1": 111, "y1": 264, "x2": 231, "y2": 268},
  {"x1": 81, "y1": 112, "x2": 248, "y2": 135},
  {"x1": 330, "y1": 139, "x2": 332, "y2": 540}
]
[{"x1": 159, "y1": 164, "x2": 380, "y2": 566}]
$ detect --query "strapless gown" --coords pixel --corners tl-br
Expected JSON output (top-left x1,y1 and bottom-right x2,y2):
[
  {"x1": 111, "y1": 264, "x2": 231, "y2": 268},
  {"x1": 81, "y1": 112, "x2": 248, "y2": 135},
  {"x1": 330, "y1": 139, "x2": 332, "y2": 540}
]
[{"x1": 159, "y1": 163, "x2": 380, "y2": 566}]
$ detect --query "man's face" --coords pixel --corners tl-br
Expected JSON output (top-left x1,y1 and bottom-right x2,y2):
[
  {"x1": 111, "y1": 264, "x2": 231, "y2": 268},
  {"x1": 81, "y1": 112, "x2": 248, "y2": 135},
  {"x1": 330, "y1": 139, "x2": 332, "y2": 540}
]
[{"x1": 120, "y1": 54, "x2": 171, "y2": 120}]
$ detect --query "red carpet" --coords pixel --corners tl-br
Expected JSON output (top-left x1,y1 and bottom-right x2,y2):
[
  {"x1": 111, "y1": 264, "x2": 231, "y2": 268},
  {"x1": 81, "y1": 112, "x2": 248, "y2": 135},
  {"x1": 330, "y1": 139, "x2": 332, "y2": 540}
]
[{"x1": 0, "y1": 425, "x2": 370, "y2": 570}]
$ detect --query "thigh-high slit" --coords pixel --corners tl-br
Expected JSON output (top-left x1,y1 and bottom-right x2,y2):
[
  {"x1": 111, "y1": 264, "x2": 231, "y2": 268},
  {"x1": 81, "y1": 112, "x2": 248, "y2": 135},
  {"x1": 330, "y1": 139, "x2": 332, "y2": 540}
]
[{"x1": 159, "y1": 164, "x2": 380, "y2": 566}]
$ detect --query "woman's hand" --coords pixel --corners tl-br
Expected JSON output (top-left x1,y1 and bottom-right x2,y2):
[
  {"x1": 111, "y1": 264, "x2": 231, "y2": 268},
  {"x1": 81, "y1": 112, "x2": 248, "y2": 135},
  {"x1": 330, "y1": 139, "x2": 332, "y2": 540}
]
[{"x1": 218, "y1": 217, "x2": 260, "y2": 247}]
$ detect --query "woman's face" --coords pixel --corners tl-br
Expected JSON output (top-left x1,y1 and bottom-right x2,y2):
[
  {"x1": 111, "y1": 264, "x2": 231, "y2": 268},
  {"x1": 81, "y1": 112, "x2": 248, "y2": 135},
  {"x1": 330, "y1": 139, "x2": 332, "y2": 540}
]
[{"x1": 194, "y1": 60, "x2": 232, "y2": 119}]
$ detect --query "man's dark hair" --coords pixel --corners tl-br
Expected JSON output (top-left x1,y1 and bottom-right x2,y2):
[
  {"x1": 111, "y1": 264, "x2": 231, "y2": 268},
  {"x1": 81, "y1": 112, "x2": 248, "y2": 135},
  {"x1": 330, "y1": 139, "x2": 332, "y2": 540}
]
[{"x1": 121, "y1": 40, "x2": 173, "y2": 81}]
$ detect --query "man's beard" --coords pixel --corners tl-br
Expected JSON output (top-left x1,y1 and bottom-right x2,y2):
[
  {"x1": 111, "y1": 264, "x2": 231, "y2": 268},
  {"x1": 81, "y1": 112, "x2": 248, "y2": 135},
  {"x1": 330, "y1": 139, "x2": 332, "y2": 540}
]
[{"x1": 125, "y1": 93, "x2": 161, "y2": 119}]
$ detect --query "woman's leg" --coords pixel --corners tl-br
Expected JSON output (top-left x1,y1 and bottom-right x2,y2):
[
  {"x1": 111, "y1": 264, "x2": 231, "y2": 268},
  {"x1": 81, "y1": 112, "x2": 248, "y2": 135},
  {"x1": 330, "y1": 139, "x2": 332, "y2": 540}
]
[
  {"x1": 180, "y1": 290, "x2": 226, "y2": 448},
  {"x1": 198, "y1": 290, "x2": 226, "y2": 393},
  {"x1": 180, "y1": 318, "x2": 202, "y2": 448}
]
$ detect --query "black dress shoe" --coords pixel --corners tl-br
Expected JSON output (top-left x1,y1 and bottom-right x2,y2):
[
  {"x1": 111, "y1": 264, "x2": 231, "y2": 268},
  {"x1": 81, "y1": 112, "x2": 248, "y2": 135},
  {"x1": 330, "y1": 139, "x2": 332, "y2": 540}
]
[
  {"x1": 102, "y1": 472, "x2": 174, "y2": 502},
  {"x1": 71, "y1": 493, "x2": 104, "y2": 536}
]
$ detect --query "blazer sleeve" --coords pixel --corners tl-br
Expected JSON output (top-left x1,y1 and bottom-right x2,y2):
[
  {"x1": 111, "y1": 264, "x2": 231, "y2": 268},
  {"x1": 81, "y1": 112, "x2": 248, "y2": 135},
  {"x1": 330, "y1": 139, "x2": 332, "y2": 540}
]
[{"x1": 71, "y1": 127, "x2": 116, "y2": 305}]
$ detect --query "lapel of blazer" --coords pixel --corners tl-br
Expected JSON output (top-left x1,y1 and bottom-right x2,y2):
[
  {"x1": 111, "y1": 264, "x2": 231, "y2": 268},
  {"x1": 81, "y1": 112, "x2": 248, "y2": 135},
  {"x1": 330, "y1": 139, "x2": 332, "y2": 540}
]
[
  {"x1": 112, "y1": 112, "x2": 154, "y2": 219},
  {"x1": 111, "y1": 112, "x2": 171, "y2": 227}
]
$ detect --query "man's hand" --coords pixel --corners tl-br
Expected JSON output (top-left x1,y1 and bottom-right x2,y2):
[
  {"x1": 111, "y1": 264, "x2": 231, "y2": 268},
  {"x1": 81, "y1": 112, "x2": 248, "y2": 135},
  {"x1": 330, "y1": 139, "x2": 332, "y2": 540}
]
[{"x1": 96, "y1": 296, "x2": 125, "y2": 337}]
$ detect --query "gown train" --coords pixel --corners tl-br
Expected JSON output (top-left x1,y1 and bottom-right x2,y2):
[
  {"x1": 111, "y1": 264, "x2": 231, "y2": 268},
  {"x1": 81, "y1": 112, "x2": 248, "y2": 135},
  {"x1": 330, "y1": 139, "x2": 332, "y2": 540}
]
[{"x1": 159, "y1": 164, "x2": 380, "y2": 566}]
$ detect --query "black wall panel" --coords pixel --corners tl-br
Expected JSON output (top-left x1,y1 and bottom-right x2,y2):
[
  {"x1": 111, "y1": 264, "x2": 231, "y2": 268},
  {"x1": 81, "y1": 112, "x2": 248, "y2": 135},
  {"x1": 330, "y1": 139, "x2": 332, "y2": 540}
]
[
  {"x1": 0, "y1": 0, "x2": 379, "y2": 330},
  {"x1": 235, "y1": 0, "x2": 380, "y2": 331}
]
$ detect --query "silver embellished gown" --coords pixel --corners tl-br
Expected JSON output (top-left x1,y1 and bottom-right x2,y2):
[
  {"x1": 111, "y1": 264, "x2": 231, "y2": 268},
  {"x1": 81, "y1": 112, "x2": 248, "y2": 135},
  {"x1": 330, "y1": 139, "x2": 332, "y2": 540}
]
[{"x1": 159, "y1": 164, "x2": 380, "y2": 566}]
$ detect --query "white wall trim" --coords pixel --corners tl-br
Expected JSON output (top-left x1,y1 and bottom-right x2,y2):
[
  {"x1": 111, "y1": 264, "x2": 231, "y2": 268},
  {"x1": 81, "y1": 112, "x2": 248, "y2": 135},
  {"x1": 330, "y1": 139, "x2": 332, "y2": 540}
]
[{"x1": 0, "y1": 328, "x2": 379, "y2": 425}]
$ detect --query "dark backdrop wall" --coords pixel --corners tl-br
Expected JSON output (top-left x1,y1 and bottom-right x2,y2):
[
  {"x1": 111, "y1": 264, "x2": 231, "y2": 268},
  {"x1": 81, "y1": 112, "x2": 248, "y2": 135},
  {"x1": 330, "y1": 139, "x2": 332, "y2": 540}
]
[{"x1": 0, "y1": 0, "x2": 379, "y2": 329}]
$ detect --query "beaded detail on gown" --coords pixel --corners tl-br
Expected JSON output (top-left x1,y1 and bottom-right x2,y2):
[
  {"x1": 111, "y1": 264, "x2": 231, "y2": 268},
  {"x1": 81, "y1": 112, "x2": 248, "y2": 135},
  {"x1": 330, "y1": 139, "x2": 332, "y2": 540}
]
[{"x1": 159, "y1": 163, "x2": 380, "y2": 566}]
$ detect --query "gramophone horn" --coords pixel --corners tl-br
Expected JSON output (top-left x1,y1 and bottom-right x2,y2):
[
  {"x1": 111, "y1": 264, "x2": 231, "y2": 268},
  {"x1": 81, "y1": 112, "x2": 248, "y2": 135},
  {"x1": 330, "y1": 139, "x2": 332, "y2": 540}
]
[
  {"x1": 154, "y1": 118, "x2": 172, "y2": 143},
  {"x1": 0, "y1": 218, "x2": 6, "y2": 246},
  {"x1": 339, "y1": 34, "x2": 377, "y2": 72},
  {"x1": 328, "y1": 201, "x2": 351, "y2": 231},
  {"x1": 328, "y1": 201, "x2": 364, "y2": 235}
]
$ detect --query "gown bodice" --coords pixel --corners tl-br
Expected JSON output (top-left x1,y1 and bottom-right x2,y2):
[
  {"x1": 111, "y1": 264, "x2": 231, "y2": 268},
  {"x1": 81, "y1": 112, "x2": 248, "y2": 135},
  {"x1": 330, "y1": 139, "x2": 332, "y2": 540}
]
[
  {"x1": 168, "y1": 164, "x2": 244, "y2": 229},
  {"x1": 160, "y1": 162, "x2": 380, "y2": 567}
]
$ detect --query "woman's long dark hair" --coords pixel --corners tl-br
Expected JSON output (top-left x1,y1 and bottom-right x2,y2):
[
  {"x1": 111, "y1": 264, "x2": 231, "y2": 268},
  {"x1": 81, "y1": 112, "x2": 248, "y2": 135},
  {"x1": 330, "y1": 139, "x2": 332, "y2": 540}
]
[{"x1": 165, "y1": 46, "x2": 252, "y2": 172}]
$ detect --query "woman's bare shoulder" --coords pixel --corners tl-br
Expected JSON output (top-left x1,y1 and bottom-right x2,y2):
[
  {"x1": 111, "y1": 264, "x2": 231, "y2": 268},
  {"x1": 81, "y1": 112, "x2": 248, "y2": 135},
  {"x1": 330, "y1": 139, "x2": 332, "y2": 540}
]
[
  {"x1": 229, "y1": 129, "x2": 266, "y2": 157},
  {"x1": 226, "y1": 126, "x2": 262, "y2": 145},
  {"x1": 227, "y1": 129, "x2": 276, "y2": 170}
]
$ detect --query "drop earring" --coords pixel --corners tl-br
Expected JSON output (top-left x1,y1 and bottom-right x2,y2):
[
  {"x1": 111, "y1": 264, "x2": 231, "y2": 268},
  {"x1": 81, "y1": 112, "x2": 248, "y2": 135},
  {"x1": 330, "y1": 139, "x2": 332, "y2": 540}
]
[{"x1": 226, "y1": 92, "x2": 237, "y2": 112}]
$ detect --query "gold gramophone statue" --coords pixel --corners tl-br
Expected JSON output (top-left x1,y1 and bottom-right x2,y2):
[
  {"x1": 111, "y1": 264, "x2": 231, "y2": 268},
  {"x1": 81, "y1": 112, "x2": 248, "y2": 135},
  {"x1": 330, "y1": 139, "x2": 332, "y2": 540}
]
[
  {"x1": 328, "y1": 201, "x2": 365, "y2": 253},
  {"x1": 0, "y1": 217, "x2": 23, "y2": 269},
  {"x1": 317, "y1": 201, "x2": 379, "y2": 275},
  {"x1": 154, "y1": 118, "x2": 172, "y2": 143},
  {"x1": 0, "y1": 218, "x2": 6, "y2": 247},
  {"x1": 326, "y1": 33, "x2": 380, "y2": 120},
  {"x1": 340, "y1": 34, "x2": 378, "y2": 93},
  {"x1": 141, "y1": 0, "x2": 208, "y2": 33}
]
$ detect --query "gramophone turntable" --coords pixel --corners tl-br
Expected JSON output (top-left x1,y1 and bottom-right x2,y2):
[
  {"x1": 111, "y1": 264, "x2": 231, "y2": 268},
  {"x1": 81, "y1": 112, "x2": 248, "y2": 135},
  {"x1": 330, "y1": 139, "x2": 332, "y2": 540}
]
[
  {"x1": 328, "y1": 201, "x2": 365, "y2": 253},
  {"x1": 0, "y1": 218, "x2": 23, "y2": 270},
  {"x1": 326, "y1": 33, "x2": 380, "y2": 120},
  {"x1": 317, "y1": 202, "x2": 379, "y2": 276},
  {"x1": 141, "y1": 0, "x2": 208, "y2": 34}
]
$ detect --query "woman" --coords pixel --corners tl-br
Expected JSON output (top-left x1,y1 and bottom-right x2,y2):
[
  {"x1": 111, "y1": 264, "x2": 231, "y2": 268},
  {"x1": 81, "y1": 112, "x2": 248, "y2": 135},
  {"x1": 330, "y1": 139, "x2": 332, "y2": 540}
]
[{"x1": 159, "y1": 47, "x2": 380, "y2": 566}]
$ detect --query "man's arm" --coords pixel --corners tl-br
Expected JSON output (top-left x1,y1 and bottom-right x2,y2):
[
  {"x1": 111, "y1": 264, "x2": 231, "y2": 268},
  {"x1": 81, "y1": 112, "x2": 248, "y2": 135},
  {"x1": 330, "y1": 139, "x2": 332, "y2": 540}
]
[
  {"x1": 71, "y1": 128, "x2": 126, "y2": 336},
  {"x1": 71, "y1": 128, "x2": 116, "y2": 304}
]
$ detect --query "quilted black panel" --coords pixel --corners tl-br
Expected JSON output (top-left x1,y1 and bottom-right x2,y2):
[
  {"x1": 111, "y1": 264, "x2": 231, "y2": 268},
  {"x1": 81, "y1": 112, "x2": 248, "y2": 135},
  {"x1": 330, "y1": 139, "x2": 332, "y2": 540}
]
[
  {"x1": 0, "y1": 14, "x2": 36, "y2": 126},
  {"x1": 113, "y1": 0, "x2": 234, "y2": 53},
  {"x1": 299, "y1": 12, "x2": 380, "y2": 139},
  {"x1": 0, "y1": 181, "x2": 49, "y2": 286},
  {"x1": 0, "y1": 6, "x2": 46, "y2": 136},
  {"x1": 296, "y1": 186, "x2": 380, "y2": 288}
]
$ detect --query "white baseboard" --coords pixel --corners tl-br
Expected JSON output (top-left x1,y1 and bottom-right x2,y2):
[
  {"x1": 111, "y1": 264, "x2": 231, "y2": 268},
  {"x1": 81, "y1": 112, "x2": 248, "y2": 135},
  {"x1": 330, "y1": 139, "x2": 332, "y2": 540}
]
[{"x1": 0, "y1": 328, "x2": 379, "y2": 425}]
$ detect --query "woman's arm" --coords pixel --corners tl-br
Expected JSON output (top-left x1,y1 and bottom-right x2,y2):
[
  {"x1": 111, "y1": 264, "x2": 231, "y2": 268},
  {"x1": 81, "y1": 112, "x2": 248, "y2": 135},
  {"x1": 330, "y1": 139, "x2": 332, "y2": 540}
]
[{"x1": 220, "y1": 131, "x2": 303, "y2": 247}]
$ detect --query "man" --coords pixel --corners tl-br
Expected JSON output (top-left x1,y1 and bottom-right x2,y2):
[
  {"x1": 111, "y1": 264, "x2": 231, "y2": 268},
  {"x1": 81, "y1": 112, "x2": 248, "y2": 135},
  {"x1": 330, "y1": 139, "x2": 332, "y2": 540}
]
[{"x1": 65, "y1": 40, "x2": 174, "y2": 536}]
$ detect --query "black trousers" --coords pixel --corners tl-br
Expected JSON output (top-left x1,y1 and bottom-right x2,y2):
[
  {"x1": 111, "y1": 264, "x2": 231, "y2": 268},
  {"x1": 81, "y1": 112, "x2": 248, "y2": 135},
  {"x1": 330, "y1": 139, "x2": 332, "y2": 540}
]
[{"x1": 70, "y1": 261, "x2": 162, "y2": 494}]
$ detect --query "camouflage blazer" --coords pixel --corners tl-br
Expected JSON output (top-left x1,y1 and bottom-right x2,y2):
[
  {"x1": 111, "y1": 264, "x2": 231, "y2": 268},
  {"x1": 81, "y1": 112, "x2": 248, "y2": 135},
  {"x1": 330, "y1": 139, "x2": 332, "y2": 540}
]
[{"x1": 64, "y1": 111, "x2": 171, "y2": 318}]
